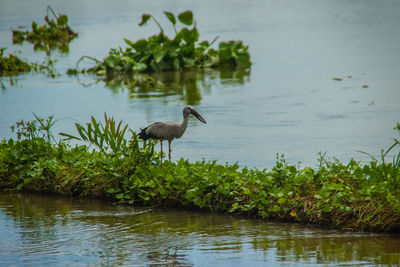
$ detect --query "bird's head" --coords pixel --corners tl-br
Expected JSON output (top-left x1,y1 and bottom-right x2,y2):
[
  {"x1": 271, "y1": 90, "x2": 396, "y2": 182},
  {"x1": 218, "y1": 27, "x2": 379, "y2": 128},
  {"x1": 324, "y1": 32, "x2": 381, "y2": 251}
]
[{"x1": 184, "y1": 106, "x2": 207, "y2": 124}]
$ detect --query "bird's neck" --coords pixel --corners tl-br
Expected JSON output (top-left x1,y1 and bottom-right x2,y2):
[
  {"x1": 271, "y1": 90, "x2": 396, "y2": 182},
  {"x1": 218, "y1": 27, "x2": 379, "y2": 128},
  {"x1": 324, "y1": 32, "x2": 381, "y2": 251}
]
[
  {"x1": 181, "y1": 113, "x2": 189, "y2": 129},
  {"x1": 174, "y1": 113, "x2": 189, "y2": 138}
]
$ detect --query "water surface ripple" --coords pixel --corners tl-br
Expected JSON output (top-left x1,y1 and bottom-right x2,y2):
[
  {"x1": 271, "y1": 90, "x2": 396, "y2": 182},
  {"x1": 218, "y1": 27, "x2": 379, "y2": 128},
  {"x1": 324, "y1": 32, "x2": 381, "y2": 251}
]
[
  {"x1": 1, "y1": 0, "x2": 400, "y2": 168},
  {"x1": 1, "y1": 192, "x2": 400, "y2": 266}
]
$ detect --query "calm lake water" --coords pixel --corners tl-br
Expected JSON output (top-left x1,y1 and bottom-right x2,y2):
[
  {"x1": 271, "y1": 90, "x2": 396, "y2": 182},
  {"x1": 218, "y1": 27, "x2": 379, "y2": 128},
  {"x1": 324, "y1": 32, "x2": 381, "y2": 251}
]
[
  {"x1": 1, "y1": 192, "x2": 400, "y2": 266},
  {"x1": 1, "y1": 0, "x2": 400, "y2": 265},
  {"x1": 1, "y1": 0, "x2": 400, "y2": 168}
]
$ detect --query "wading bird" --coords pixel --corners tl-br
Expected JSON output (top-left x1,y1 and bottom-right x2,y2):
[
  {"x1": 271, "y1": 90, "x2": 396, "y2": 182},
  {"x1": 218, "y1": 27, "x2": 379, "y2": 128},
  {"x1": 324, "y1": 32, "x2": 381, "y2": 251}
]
[{"x1": 138, "y1": 106, "x2": 207, "y2": 166}]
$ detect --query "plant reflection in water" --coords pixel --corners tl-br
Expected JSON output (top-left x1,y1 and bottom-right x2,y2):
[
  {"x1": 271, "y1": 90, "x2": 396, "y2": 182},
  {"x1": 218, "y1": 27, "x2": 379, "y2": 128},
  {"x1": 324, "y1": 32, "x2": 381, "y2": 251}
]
[{"x1": 78, "y1": 67, "x2": 250, "y2": 105}]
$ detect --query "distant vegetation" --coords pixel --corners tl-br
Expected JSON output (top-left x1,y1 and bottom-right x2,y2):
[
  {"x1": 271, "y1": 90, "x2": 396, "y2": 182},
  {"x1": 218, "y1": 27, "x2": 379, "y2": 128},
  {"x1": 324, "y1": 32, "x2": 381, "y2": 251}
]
[
  {"x1": 1, "y1": 6, "x2": 78, "y2": 77},
  {"x1": 12, "y1": 6, "x2": 78, "y2": 53},
  {"x1": 3, "y1": 9, "x2": 251, "y2": 82},
  {"x1": 1, "y1": 115, "x2": 399, "y2": 233},
  {"x1": 0, "y1": 47, "x2": 59, "y2": 77},
  {"x1": 0, "y1": 48, "x2": 33, "y2": 75},
  {"x1": 68, "y1": 11, "x2": 251, "y2": 76}
]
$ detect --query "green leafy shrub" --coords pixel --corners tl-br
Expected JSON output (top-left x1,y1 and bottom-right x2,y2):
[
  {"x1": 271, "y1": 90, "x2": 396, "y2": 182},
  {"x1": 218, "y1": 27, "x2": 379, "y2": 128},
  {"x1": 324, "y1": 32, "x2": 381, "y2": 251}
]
[
  {"x1": 1, "y1": 116, "x2": 400, "y2": 233},
  {"x1": 71, "y1": 11, "x2": 251, "y2": 77},
  {"x1": 1, "y1": 115, "x2": 157, "y2": 197}
]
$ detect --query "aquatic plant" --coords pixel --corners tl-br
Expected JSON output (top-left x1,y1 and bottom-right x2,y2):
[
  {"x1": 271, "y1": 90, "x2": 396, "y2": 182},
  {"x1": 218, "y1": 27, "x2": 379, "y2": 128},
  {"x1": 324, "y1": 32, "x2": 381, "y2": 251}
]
[
  {"x1": 0, "y1": 48, "x2": 33, "y2": 75},
  {"x1": 12, "y1": 6, "x2": 78, "y2": 53},
  {"x1": 0, "y1": 47, "x2": 59, "y2": 78},
  {"x1": 1, "y1": 116, "x2": 400, "y2": 233},
  {"x1": 70, "y1": 11, "x2": 251, "y2": 77},
  {"x1": 2, "y1": 5, "x2": 75, "y2": 77},
  {"x1": 59, "y1": 114, "x2": 131, "y2": 154},
  {"x1": 10, "y1": 113, "x2": 58, "y2": 144}
]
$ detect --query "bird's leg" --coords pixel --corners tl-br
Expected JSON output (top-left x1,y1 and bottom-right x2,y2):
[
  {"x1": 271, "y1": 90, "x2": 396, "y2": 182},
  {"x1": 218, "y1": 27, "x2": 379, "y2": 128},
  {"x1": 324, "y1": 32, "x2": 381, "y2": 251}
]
[
  {"x1": 168, "y1": 140, "x2": 172, "y2": 162},
  {"x1": 160, "y1": 141, "x2": 163, "y2": 168}
]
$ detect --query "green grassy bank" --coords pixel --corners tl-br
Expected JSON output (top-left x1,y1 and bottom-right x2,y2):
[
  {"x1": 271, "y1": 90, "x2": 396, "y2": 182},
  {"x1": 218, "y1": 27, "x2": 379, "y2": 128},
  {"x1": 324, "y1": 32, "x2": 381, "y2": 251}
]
[{"x1": 1, "y1": 116, "x2": 399, "y2": 233}]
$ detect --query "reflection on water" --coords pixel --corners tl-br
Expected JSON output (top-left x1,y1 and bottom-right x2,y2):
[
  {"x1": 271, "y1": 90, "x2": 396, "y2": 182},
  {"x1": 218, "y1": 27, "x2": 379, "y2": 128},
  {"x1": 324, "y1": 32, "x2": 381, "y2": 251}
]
[
  {"x1": 1, "y1": 192, "x2": 399, "y2": 266},
  {"x1": 81, "y1": 67, "x2": 250, "y2": 106},
  {"x1": 0, "y1": 75, "x2": 19, "y2": 91},
  {"x1": 1, "y1": 0, "x2": 400, "y2": 168}
]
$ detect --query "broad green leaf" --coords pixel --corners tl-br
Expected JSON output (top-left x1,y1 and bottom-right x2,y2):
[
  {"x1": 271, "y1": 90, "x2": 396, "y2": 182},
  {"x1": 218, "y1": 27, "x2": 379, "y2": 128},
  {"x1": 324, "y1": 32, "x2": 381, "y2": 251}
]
[
  {"x1": 57, "y1": 15, "x2": 68, "y2": 26},
  {"x1": 139, "y1": 14, "x2": 151, "y2": 26},
  {"x1": 177, "y1": 10, "x2": 193, "y2": 26},
  {"x1": 163, "y1": 11, "x2": 176, "y2": 25},
  {"x1": 218, "y1": 41, "x2": 229, "y2": 49},
  {"x1": 176, "y1": 28, "x2": 189, "y2": 42},
  {"x1": 172, "y1": 57, "x2": 180, "y2": 70},
  {"x1": 231, "y1": 50, "x2": 238, "y2": 59},
  {"x1": 328, "y1": 183, "x2": 343, "y2": 191},
  {"x1": 178, "y1": 28, "x2": 198, "y2": 45},
  {"x1": 237, "y1": 53, "x2": 251, "y2": 66},
  {"x1": 150, "y1": 59, "x2": 162, "y2": 72},
  {"x1": 199, "y1": 40, "x2": 209, "y2": 48},
  {"x1": 132, "y1": 62, "x2": 147, "y2": 72},
  {"x1": 243, "y1": 187, "x2": 251, "y2": 195},
  {"x1": 104, "y1": 55, "x2": 120, "y2": 68},
  {"x1": 131, "y1": 39, "x2": 148, "y2": 52},
  {"x1": 277, "y1": 198, "x2": 286, "y2": 204},
  {"x1": 316, "y1": 188, "x2": 331, "y2": 199},
  {"x1": 183, "y1": 57, "x2": 195, "y2": 67},
  {"x1": 219, "y1": 47, "x2": 232, "y2": 60},
  {"x1": 153, "y1": 49, "x2": 165, "y2": 63},
  {"x1": 116, "y1": 193, "x2": 125, "y2": 199},
  {"x1": 272, "y1": 205, "x2": 281, "y2": 212},
  {"x1": 97, "y1": 69, "x2": 106, "y2": 75},
  {"x1": 122, "y1": 56, "x2": 135, "y2": 65}
]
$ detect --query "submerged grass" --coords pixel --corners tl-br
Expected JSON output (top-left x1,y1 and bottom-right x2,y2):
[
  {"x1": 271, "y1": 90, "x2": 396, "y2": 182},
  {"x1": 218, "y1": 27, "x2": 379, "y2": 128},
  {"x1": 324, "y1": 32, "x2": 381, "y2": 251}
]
[{"x1": 1, "y1": 116, "x2": 399, "y2": 233}]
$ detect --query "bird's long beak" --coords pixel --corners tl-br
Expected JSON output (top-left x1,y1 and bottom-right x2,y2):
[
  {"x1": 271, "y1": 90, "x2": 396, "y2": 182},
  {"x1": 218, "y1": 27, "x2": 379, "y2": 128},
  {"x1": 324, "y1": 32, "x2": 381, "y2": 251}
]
[{"x1": 191, "y1": 109, "x2": 207, "y2": 124}]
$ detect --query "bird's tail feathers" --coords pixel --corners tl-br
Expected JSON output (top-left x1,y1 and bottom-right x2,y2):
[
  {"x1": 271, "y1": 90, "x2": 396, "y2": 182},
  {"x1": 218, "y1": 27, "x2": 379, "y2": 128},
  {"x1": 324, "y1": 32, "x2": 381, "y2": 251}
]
[
  {"x1": 138, "y1": 127, "x2": 158, "y2": 140},
  {"x1": 138, "y1": 127, "x2": 149, "y2": 140}
]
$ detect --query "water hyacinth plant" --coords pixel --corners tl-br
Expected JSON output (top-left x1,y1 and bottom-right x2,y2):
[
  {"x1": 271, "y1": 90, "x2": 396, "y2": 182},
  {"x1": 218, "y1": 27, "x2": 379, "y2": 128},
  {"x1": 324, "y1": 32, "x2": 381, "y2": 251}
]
[
  {"x1": 12, "y1": 6, "x2": 78, "y2": 53},
  {"x1": 0, "y1": 48, "x2": 33, "y2": 76},
  {"x1": 70, "y1": 11, "x2": 251, "y2": 77}
]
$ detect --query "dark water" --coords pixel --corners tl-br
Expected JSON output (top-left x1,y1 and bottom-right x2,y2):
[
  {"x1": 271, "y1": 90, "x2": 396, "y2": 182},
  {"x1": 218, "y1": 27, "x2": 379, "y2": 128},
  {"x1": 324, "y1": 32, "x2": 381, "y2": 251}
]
[{"x1": 1, "y1": 192, "x2": 399, "y2": 266}]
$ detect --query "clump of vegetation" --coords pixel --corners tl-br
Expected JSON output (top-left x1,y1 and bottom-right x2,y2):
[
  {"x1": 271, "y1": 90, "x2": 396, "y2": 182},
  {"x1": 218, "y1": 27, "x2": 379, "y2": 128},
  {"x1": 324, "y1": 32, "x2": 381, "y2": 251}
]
[
  {"x1": 0, "y1": 114, "x2": 156, "y2": 195},
  {"x1": 0, "y1": 48, "x2": 33, "y2": 75},
  {"x1": 12, "y1": 6, "x2": 78, "y2": 53},
  {"x1": 59, "y1": 113, "x2": 131, "y2": 154},
  {"x1": 10, "y1": 113, "x2": 58, "y2": 143},
  {"x1": 69, "y1": 11, "x2": 251, "y2": 77},
  {"x1": 0, "y1": 47, "x2": 59, "y2": 78},
  {"x1": 1, "y1": 116, "x2": 399, "y2": 233}
]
